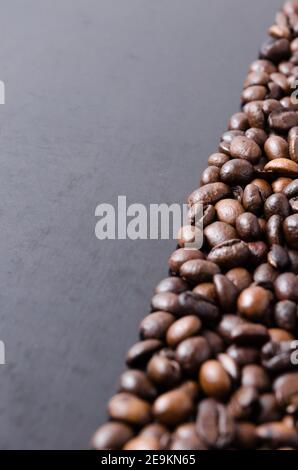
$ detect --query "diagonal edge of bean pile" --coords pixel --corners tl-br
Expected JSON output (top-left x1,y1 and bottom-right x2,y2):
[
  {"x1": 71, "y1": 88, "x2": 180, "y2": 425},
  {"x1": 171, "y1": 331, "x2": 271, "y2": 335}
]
[{"x1": 92, "y1": 1, "x2": 298, "y2": 450}]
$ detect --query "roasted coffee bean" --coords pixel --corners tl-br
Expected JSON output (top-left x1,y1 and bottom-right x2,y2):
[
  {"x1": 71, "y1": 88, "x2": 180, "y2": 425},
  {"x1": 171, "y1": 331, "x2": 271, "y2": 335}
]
[
  {"x1": 204, "y1": 221, "x2": 237, "y2": 247},
  {"x1": 220, "y1": 159, "x2": 254, "y2": 185},
  {"x1": 260, "y1": 38, "x2": 290, "y2": 63},
  {"x1": 178, "y1": 292, "x2": 220, "y2": 325},
  {"x1": 288, "y1": 249, "x2": 298, "y2": 273},
  {"x1": 231, "y1": 323, "x2": 270, "y2": 347},
  {"x1": 188, "y1": 182, "x2": 231, "y2": 206},
  {"x1": 289, "y1": 196, "x2": 298, "y2": 211},
  {"x1": 242, "y1": 86, "x2": 267, "y2": 103},
  {"x1": 275, "y1": 272, "x2": 298, "y2": 301},
  {"x1": 208, "y1": 152, "x2": 230, "y2": 168},
  {"x1": 199, "y1": 360, "x2": 232, "y2": 399},
  {"x1": 217, "y1": 315, "x2": 246, "y2": 343},
  {"x1": 168, "y1": 248, "x2": 205, "y2": 274},
  {"x1": 171, "y1": 423, "x2": 207, "y2": 450},
  {"x1": 283, "y1": 178, "x2": 298, "y2": 197},
  {"x1": 228, "y1": 386, "x2": 259, "y2": 420},
  {"x1": 227, "y1": 344, "x2": 260, "y2": 367},
  {"x1": 258, "y1": 393, "x2": 282, "y2": 424},
  {"x1": 284, "y1": 214, "x2": 298, "y2": 247},
  {"x1": 153, "y1": 389, "x2": 193, "y2": 426},
  {"x1": 180, "y1": 259, "x2": 220, "y2": 283},
  {"x1": 236, "y1": 212, "x2": 261, "y2": 241},
  {"x1": 218, "y1": 353, "x2": 240, "y2": 382},
  {"x1": 244, "y1": 72, "x2": 270, "y2": 88},
  {"x1": 196, "y1": 399, "x2": 236, "y2": 449},
  {"x1": 91, "y1": 422, "x2": 134, "y2": 450},
  {"x1": 247, "y1": 241, "x2": 269, "y2": 266},
  {"x1": 268, "y1": 244, "x2": 290, "y2": 270},
  {"x1": 245, "y1": 127, "x2": 267, "y2": 146},
  {"x1": 208, "y1": 239, "x2": 250, "y2": 270},
  {"x1": 265, "y1": 136, "x2": 289, "y2": 160},
  {"x1": 235, "y1": 422, "x2": 258, "y2": 449},
  {"x1": 264, "y1": 193, "x2": 290, "y2": 219},
  {"x1": 262, "y1": 341, "x2": 294, "y2": 372},
  {"x1": 123, "y1": 435, "x2": 160, "y2": 450},
  {"x1": 200, "y1": 166, "x2": 220, "y2": 185},
  {"x1": 269, "y1": 109, "x2": 298, "y2": 131},
  {"x1": 272, "y1": 177, "x2": 293, "y2": 193},
  {"x1": 226, "y1": 267, "x2": 252, "y2": 292},
  {"x1": 237, "y1": 286, "x2": 272, "y2": 321},
  {"x1": 250, "y1": 59, "x2": 276, "y2": 75},
  {"x1": 193, "y1": 282, "x2": 216, "y2": 303},
  {"x1": 147, "y1": 355, "x2": 181, "y2": 388},
  {"x1": 126, "y1": 340, "x2": 163, "y2": 368},
  {"x1": 274, "y1": 372, "x2": 298, "y2": 413},
  {"x1": 288, "y1": 127, "x2": 298, "y2": 162},
  {"x1": 213, "y1": 274, "x2": 238, "y2": 312},
  {"x1": 221, "y1": 130, "x2": 244, "y2": 143},
  {"x1": 241, "y1": 365, "x2": 270, "y2": 392},
  {"x1": 262, "y1": 98, "x2": 282, "y2": 115},
  {"x1": 166, "y1": 316, "x2": 202, "y2": 348},
  {"x1": 251, "y1": 178, "x2": 273, "y2": 200},
  {"x1": 245, "y1": 102, "x2": 266, "y2": 129},
  {"x1": 177, "y1": 225, "x2": 202, "y2": 248},
  {"x1": 188, "y1": 202, "x2": 216, "y2": 227},
  {"x1": 119, "y1": 370, "x2": 157, "y2": 400},
  {"x1": 271, "y1": 72, "x2": 290, "y2": 92},
  {"x1": 267, "y1": 214, "x2": 284, "y2": 245},
  {"x1": 243, "y1": 184, "x2": 263, "y2": 214},
  {"x1": 202, "y1": 330, "x2": 225, "y2": 355},
  {"x1": 139, "y1": 423, "x2": 170, "y2": 450},
  {"x1": 256, "y1": 422, "x2": 298, "y2": 448},
  {"x1": 264, "y1": 158, "x2": 298, "y2": 176},
  {"x1": 254, "y1": 263, "x2": 279, "y2": 289},
  {"x1": 274, "y1": 300, "x2": 297, "y2": 331},
  {"x1": 269, "y1": 328, "x2": 295, "y2": 343},
  {"x1": 230, "y1": 136, "x2": 262, "y2": 163},
  {"x1": 140, "y1": 312, "x2": 175, "y2": 340},
  {"x1": 155, "y1": 277, "x2": 187, "y2": 295},
  {"x1": 108, "y1": 393, "x2": 151, "y2": 426},
  {"x1": 215, "y1": 199, "x2": 244, "y2": 226},
  {"x1": 151, "y1": 292, "x2": 180, "y2": 315},
  {"x1": 229, "y1": 112, "x2": 249, "y2": 131},
  {"x1": 218, "y1": 140, "x2": 231, "y2": 155},
  {"x1": 176, "y1": 336, "x2": 211, "y2": 374}
]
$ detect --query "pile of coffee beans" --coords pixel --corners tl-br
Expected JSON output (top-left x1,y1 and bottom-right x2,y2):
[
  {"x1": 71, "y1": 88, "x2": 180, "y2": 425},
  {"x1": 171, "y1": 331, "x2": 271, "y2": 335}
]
[{"x1": 92, "y1": 1, "x2": 298, "y2": 450}]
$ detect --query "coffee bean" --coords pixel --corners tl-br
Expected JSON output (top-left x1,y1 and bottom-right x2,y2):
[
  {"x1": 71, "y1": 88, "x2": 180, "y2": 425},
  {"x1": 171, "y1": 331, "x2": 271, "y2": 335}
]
[
  {"x1": 155, "y1": 277, "x2": 188, "y2": 295},
  {"x1": 140, "y1": 423, "x2": 170, "y2": 450},
  {"x1": 208, "y1": 152, "x2": 230, "y2": 168},
  {"x1": 140, "y1": 312, "x2": 175, "y2": 340},
  {"x1": 262, "y1": 341, "x2": 294, "y2": 372},
  {"x1": 119, "y1": 370, "x2": 157, "y2": 400},
  {"x1": 188, "y1": 182, "x2": 231, "y2": 206},
  {"x1": 171, "y1": 423, "x2": 207, "y2": 450},
  {"x1": 274, "y1": 272, "x2": 298, "y2": 301},
  {"x1": 264, "y1": 193, "x2": 290, "y2": 219},
  {"x1": 176, "y1": 336, "x2": 211, "y2": 374},
  {"x1": 222, "y1": 130, "x2": 244, "y2": 143},
  {"x1": 241, "y1": 365, "x2": 270, "y2": 392},
  {"x1": 123, "y1": 435, "x2": 160, "y2": 450},
  {"x1": 269, "y1": 328, "x2": 294, "y2": 342},
  {"x1": 228, "y1": 386, "x2": 259, "y2": 420},
  {"x1": 243, "y1": 184, "x2": 263, "y2": 214},
  {"x1": 196, "y1": 399, "x2": 236, "y2": 449},
  {"x1": 180, "y1": 259, "x2": 220, "y2": 283},
  {"x1": 108, "y1": 393, "x2": 151, "y2": 426},
  {"x1": 237, "y1": 286, "x2": 272, "y2": 321},
  {"x1": 177, "y1": 225, "x2": 202, "y2": 248},
  {"x1": 250, "y1": 59, "x2": 276, "y2": 75},
  {"x1": 258, "y1": 393, "x2": 282, "y2": 424},
  {"x1": 289, "y1": 196, "x2": 298, "y2": 211},
  {"x1": 288, "y1": 248, "x2": 298, "y2": 273},
  {"x1": 231, "y1": 323, "x2": 270, "y2": 347},
  {"x1": 254, "y1": 262, "x2": 279, "y2": 289},
  {"x1": 262, "y1": 98, "x2": 282, "y2": 114},
  {"x1": 264, "y1": 158, "x2": 298, "y2": 176},
  {"x1": 204, "y1": 221, "x2": 237, "y2": 247},
  {"x1": 236, "y1": 212, "x2": 261, "y2": 241},
  {"x1": 274, "y1": 300, "x2": 297, "y2": 331},
  {"x1": 247, "y1": 241, "x2": 269, "y2": 266},
  {"x1": 208, "y1": 239, "x2": 250, "y2": 270},
  {"x1": 91, "y1": 422, "x2": 134, "y2": 450},
  {"x1": 242, "y1": 86, "x2": 267, "y2": 103},
  {"x1": 245, "y1": 103, "x2": 266, "y2": 129},
  {"x1": 271, "y1": 72, "x2": 290, "y2": 92},
  {"x1": 202, "y1": 330, "x2": 225, "y2": 356},
  {"x1": 260, "y1": 38, "x2": 291, "y2": 63},
  {"x1": 151, "y1": 292, "x2": 180, "y2": 315},
  {"x1": 126, "y1": 340, "x2": 163, "y2": 368},
  {"x1": 268, "y1": 244, "x2": 290, "y2": 270},
  {"x1": 200, "y1": 166, "x2": 220, "y2": 185},
  {"x1": 147, "y1": 355, "x2": 181, "y2": 388},
  {"x1": 230, "y1": 136, "x2": 262, "y2": 163},
  {"x1": 283, "y1": 179, "x2": 298, "y2": 198},
  {"x1": 272, "y1": 177, "x2": 293, "y2": 193},
  {"x1": 213, "y1": 273, "x2": 238, "y2": 312},
  {"x1": 226, "y1": 267, "x2": 253, "y2": 292},
  {"x1": 235, "y1": 422, "x2": 258, "y2": 449},
  {"x1": 193, "y1": 282, "x2": 217, "y2": 303},
  {"x1": 229, "y1": 112, "x2": 249, "y2": 131},
  {"x1": 256, "y1": 422, "x2": 298, "y2": 448},
  {"x1": 217, "y1": 315, "x2": 246, "y2": 343},
  {"x1": 199, "y1": 360, "x2": 232, "y2": 399},
  {"x1": 267, "y1": 214, "x2": 284, "y2": 245},
  {"x1": 153, "y1": 389, "x2": 193, "y2": 426},
  {"x1": 215, "y1": 199, "x2": 244, "y2": 226},
  {"x1": 232, "y1": 185, "x2": 244, "y2": 202},
  {"x1": 288, "y1": 127, "x2": 298, "y2": 163},
  {"x1": 166, "y1": 316, "x2": 202, "y2": 348},
  {"x1": 178, "y1": 291, "x2": 220, "y2": 325},
  {"x1": 245, "y1": 127, "x2": 268, "y2": 146},
  {"x1": 227, "y1": 344, "x2": 260, "y2": 367},
  {"x1": 284, "y1": 214, "x2": 298, "y2": 247},
  {"x1": 274, "y1": 372, "x2": 298, "y2": 413},
  {"x1": 265, "y1": 135, "x2": 289, "y2": 160},
  {"x1": 168, "y1": 248, "x2": 205, "y2": 274},
  {"x1": 220, "y1": 159, "x2": 254, "y2": 185},
  {"x1": 217, "y1": 353, "x2": 240, "y2": 381}
]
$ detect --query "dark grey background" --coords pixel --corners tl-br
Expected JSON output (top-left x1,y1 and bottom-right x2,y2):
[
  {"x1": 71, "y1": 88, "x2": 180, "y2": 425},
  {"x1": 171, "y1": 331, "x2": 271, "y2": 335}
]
[{"x1": 0, "y1": 0, "x2": 282, "y2": 450}]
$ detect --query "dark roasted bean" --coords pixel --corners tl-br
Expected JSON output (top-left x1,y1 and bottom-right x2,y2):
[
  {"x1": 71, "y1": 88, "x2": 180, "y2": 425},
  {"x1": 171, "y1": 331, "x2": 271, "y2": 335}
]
[
  {"x1": 274, "y1": 272, "x2": 298, "y2": 301},
  {"x1": 230, "y1": 136, "x2": 262, "y2": 163},
  {"x1": 243, "y1": 184, "x2": 263, "y2": 214},
  {"x1": 213, "y1": 273, "x2": 238, "y2": 312},
  {"x1": 241, "y1": 365, "x2": 270, "y2": 392},
  {"x1": 267, "y1": 214, "x2": 284, "y2": 245},
  {"x1": 155, "y1": 277, "x2": 188, "y2": 294},
  {"x1": 229, "y1": 112, "x2": 249, "y2": 131},
  {"x1": 193, "y1": 282, "x2": 216, "y2": 303},
  {"x1": 268, "y1": 244, "x2": 290, "y2": 270},
  {"x1": 247, "y1": 241, "x2": 269, "y2": 266},
  {"x1": 283, "y1": 178, "x2": 298, "y2": 197},
  {"x1": 151, "y1": 292, "x2": 180, "y2": 315},
  {"x1": 180, "y1": 259, "x2": 220, "y2": 283},
  {"x1": 245, "y1": 102, "x2": 266, "y2": 129},
  {"x1": 207, "y1": 239, "x2": 250, "y2": 270},
  {"x1": 274, "y1": 300, "x2": 297, "y2": 331},
  {"x1": 91, "y1": 422, "x2": 134, "y2": 450},
  {"x1": 264, "y1": 193, "x2": 290, "y2": 219},
  {"x1": 176, "y1": 336, "x2": 211, "y2": 374},
  {"x1": 272, "y1": 177, "x2": 293, "y2": 193},
  {"x1": 231, "y1": 323, "x2": 270, "y2": 347},
  {"x1": 220, "y1": 159, "x2": 254, "y2": 185},
  {"x1": 200, "y1": 166, "x2": 220, "y2": 185},
  {"x1": 262, "y1": 341, "x2": 294, "y2": 372},
  {"x1": 126, "y1": 340, "x2": 163, "y2": 368},
  {"x1": 217, "y1": 315, "x2": 246, "y2": 343},
  {"x1": 245, "y1": 127, "x2": 267, "y2": 146},
  {"x1": 166, "y1": 316, "x2": 202, "y2": 348},
  {"x1": 188, "y1": 182, "x2": 231, "y2": 206},
  {"x1": 237, "y1": 286, "x2": 272, "y2": 321},
  {"x1": 204, "y1": 221, "x2": 237, "y2": 247},
  {"x1": 140, "y1": 311, "x2": 175, "y2": 340},
  {"x1": 178, "y1": 291, "x2": 220, "y2": 325},
  {"x1": 147, "y1": 355, "x2": 181, "y2": 388},
  {"x1": 236, "y1": 212, "x2": 261, "y2": 241},
  {"x1": 226, "y1": 267, "x2": 253, "y2": 292},
  {"x1": 108, "y1": 393, "x2": 151, "y2": 426},
  {"x1": 273, "y1": 372, "x2": 298, "y2": 414},
  {"x1": 284, "y1": 214, "x2": 298, "y2": 247},
  {"x1": 208, "y1": 152, "x2": 230, "y2": 168},
  {"x1": 227, "y1": 344, "x2": 260, "y2": 367},
  {"x1": 119, "y1": 370, "x2": 157, "y2": 400},
  {"x1": 265, "y1": 135, "x2": 289, "y2": 160},
  {"x1": 254, "y1": 262, "x2": 279, "y2": 289},
  {"x1": 153, "y1": 389, "x2": 193, "y2": 426},
  {"x1": 215, "y1": 199, "x2": 244, "y2": 226},
  {"x1": 168, "y1": 248, "x2": 205, "y2": 274},
  {"x1": 228, "y1": 386, "x2": 259, "y2": 420},
  {"x1": 196, "y1": 399, "x2": 236, "y2": 449}
]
